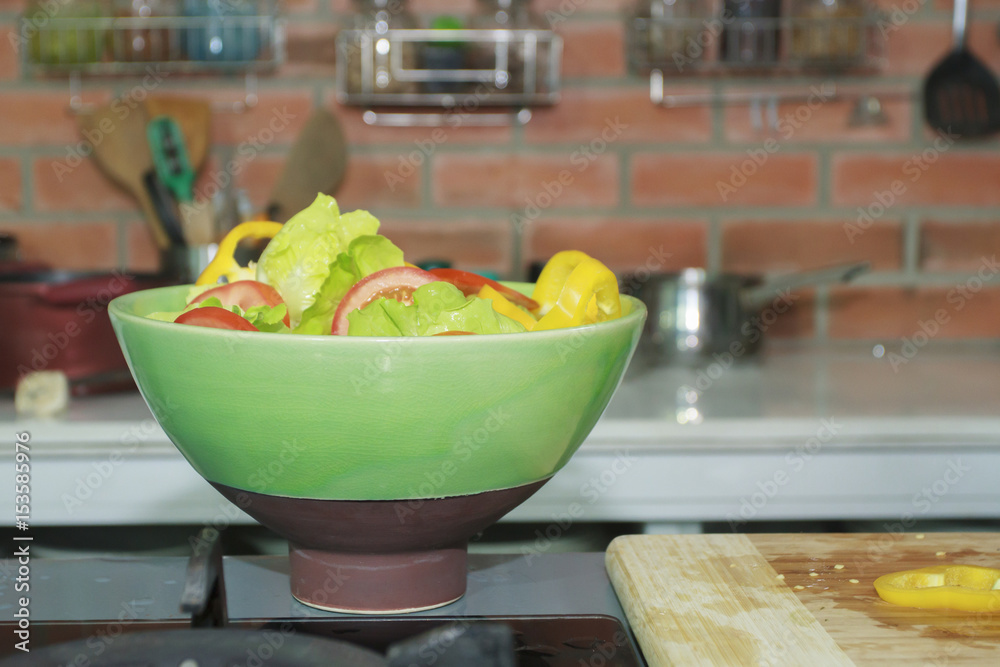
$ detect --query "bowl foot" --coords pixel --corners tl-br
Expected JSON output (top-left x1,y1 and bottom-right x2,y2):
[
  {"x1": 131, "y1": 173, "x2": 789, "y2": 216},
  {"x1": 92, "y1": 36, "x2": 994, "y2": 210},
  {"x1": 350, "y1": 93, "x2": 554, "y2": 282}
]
[{"x1": 289, "y1": 544, "x2": 467, "y2": 614}]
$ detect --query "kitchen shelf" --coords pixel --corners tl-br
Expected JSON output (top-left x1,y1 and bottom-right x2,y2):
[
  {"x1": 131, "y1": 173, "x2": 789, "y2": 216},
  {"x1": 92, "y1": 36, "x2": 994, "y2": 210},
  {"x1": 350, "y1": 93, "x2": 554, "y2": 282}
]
[
  {"x1": 626, "y1": 4, "x2": 886, "y2": 75},
  {"x1": 335, "y1": 27, "x2": 561, "y2": 124},
  {"x1": 21, "y1": 0, "x2": 284, "y2": 75}
]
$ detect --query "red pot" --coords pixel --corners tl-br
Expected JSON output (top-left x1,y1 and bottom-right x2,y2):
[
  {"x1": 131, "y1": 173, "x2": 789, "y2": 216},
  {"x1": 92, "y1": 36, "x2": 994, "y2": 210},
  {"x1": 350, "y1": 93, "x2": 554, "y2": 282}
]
[{"x1": 0, "y1": 269, "x2": 172, "y2": 395}]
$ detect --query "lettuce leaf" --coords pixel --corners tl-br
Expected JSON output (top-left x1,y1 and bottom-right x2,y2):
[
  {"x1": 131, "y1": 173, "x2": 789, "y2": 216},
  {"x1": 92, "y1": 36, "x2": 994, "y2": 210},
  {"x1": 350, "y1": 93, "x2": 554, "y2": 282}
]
[
  {"x1": 346, "y1": 282, "x2": 527, "y2": 336},
  {"x1": 255, "y1": 194, "x2": 379, "y2": 328},
  {"x1": 294, "y1": 235, "x2": 405, "y2": 335}
]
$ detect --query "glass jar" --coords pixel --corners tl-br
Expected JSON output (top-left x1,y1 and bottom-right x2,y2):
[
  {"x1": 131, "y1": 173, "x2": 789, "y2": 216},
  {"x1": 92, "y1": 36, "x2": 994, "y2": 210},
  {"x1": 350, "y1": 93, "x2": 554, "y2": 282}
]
[
  {"x1": 182, "y1": 0, "x2": 264, "y2": 63},
  {"x1": 468, "y1": 0, "x2": 547, "y2": 98},
  {"x1": 631, "y1": 0, "x2": 710, "y2": 71},
  {"x1": 720, "y1": 0, "x2": 781, "y2": 66},
  {"x1": 789, "y1": 0, "x2": 864, "y2": 64},
  {"x1": 27, "y1": 0, "x2": 106, "y2": 65},
  {"x1": 111, "y1": 0, "x2": 171, "y2": 62},
  {"x1": 345, "y1": 0, "x2": 419, "y2": 95}
]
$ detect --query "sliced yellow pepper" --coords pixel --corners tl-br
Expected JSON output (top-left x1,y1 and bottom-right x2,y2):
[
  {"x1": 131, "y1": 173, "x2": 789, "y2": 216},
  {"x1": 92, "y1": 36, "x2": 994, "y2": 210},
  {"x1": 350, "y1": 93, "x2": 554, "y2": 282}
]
[
  {"x1": 532, "y1": 255, "x2": 622, "y2": 331},
  {"x1": 477, "y1": 285, "x2": 537, "y2": 330},
  {"x1": 195, "y1": 221, "x2": 283, "y2": 286},
  {"x1": 531, "y1": 250, "x2": 591, "y2": 317},
  {"x1": 874, "y1": 565, "x2": 1000, "y2": 612}
]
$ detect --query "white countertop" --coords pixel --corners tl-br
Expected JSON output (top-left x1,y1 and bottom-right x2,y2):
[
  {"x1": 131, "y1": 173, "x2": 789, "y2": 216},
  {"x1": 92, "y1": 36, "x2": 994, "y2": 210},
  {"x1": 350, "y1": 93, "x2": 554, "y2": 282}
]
[{"x1": 4, "y1": 342, "x2": 1000, "y2": 528}]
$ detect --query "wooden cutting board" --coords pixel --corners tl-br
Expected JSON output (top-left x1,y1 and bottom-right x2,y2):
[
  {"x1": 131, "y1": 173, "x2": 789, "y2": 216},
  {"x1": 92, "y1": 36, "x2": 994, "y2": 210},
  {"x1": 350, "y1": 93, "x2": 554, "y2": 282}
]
[{"x1": 606, "y1": 533, "x2": 1000, "y2": 666}]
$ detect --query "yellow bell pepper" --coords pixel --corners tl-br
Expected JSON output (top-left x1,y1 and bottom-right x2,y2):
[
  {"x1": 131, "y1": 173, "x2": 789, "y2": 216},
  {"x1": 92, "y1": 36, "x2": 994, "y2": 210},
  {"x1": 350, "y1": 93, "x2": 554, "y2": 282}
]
[
  {"x1": 531, "y1": 250, "x2": 591, "y2": 316},
  {"x1": 874, "y1": 564, "x2": 1000, "y2": 612},
  {"x1": 532, "y1": 253, "x2": 622, "y2": 331},
  {"x1": 195, "y1": 221, "x2": 283, "y2": 286},
  {"x1": 477, "y1": 285, "x2": 537, "y2": 330}
]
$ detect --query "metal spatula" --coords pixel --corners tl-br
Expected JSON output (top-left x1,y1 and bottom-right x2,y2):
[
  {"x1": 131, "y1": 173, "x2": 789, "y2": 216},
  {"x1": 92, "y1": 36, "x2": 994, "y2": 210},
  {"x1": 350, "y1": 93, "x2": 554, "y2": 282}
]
[{"x1": 923, "y1": 0, "x2": 1000, "y2": 138}]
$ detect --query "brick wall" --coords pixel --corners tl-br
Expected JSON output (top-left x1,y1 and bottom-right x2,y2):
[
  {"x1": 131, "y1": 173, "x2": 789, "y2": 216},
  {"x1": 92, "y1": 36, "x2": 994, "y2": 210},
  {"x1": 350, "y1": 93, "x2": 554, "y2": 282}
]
[{"x1": 1, "y1": 0, "x2": 999, "y2": 342}]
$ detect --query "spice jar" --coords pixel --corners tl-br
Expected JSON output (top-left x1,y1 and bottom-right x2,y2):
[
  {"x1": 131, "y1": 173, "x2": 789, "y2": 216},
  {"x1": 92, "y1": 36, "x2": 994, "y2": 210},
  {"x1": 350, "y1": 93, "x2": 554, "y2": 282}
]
[
  {"x1": 344, "y1": 0, "x2": 419, "y2": 95},
  {"x1": 630, "y1": 0, "x2": 710, "y2": 71},
  {"x1": 468, "y1": 0, "x2": 547, "y2": 98},
  {"x1": 789, "y1": 0, "x2": 864, "y2": 64},
  {"x1": 111, "y1": 0, "x2": 171, "y2": 62},
  {"x1": 720, "y1": 0, "x2": 781, "y2": 66}
]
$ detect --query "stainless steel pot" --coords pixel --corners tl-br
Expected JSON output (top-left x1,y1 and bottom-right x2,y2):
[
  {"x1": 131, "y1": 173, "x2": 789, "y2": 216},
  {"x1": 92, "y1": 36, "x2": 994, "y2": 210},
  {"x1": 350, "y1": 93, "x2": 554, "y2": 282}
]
[{"x1": 626, "y1": 262, "x2": 869, "y2": 363}]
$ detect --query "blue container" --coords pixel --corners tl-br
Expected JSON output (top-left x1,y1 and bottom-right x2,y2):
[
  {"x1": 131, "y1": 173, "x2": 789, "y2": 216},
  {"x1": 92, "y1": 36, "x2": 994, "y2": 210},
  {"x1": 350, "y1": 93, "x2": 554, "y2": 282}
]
[{"x1": 182, "y1": 0, "x2": 262, "y2": 63}]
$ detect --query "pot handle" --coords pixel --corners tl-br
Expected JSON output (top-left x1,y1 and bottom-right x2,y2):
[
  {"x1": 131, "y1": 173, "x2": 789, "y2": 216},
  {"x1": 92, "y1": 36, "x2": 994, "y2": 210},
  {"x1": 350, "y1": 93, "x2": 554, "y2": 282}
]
[
  {"x1": 743, "y1": 261, "x2": 870, "y2": 309},
  {"x1": 36, "y1": 274, "x2": 135, "y2": 308}
]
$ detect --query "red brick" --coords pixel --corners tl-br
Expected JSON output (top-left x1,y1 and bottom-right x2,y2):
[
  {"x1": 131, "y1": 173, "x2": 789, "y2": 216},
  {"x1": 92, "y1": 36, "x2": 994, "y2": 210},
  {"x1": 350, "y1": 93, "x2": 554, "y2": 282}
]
[
  {"x1": 921, "y1": 221, "x2": 1000, "y2": 272},
  {"x1": 0, "y1": 220, "x2": 118, "y2": 270},
  {"x1": 767, "y1": 291, "x2": 816, "y2": 339},
  {"x1": 721, "y1": 219, "x2": 902, "y2": 273},
  {"x1": 523, "y1": 218, "x2": 707, "y2": 273},
  {"x1": 882, "y1": 21, "x2": 1000, "y2": 77},
  {"x1": 124, "y1": 218, "x2": 163, "y2": 273},
  {"x1": 283, "y1": 22, "x2": 339, "y2": 77},
  {"x1": 828, "y1": 286, "x2": 1000, "y2": 339},
  {"x1": 832, "y1": 152, "x2": 1000, "y2": 207},
  {"x1": 377, "y1": 218, "x2": 511, "y2": 271},
  {"x1": 0, "y1": 25, "x2": 19, "y2": 80},
  {"x1": 723, "y1": 93, "x2": 911, "y2": 144},
  {"x1": 535, "y1": 0, "x2": 630, "y2": 13},
  {"x1": 0, "y1": 91, "x2": 86, "y2": 147},
  {"x1": 936, "y1": 0, "x2": 1000, "y2": 8},
  {"x1": 0, "y1": 158, "x2": 21, "y2": 212},
  {"x1": 433, "y1": 152, "x2": 618, "y2": 208},
  {"x1": 631, "y1": 153, "x2": 817, "y2": 207},
  {"x1": 188, "y1": 90, "x2": 313, "y2": 147},
  {"x1": 33, "y1": 157, "x2": 135, "y2": 212},
  {"x1": 525, "y1": 86, "x2": 711, "y2": 144},
  {"x1": 560, "y1": 20, "x2": 625, "y2": 78},
  {"x1": 327, "y1": 99, "x2": 514, "y2": 146},
  {"x1": 337, "y1": 154, "x2": 424, "y2": 209}
]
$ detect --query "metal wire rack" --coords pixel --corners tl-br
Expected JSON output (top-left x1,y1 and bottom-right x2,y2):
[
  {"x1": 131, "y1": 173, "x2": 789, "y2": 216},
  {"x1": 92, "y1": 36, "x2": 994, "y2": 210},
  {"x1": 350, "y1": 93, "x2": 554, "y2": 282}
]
[
  {"x1": 21, "y1": 0, "x2": 284, "y2": 75},
  {"x1": 335, "y1": 28, "x2": 562, "y2": 108}
]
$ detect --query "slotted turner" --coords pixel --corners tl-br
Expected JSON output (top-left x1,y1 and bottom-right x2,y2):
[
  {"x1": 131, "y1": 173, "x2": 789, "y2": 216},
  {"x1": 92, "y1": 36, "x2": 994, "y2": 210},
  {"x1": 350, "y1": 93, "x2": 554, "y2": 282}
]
[{"x1": 923, "y1": 0, "x2": 1000, "y2": 138}]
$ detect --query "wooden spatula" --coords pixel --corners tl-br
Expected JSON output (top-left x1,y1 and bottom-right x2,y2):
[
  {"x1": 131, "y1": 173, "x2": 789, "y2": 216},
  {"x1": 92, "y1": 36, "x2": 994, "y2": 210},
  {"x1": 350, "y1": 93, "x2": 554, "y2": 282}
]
[
  {"x1": 923, "y1": 0, "x2": 1000, "y2": 137},
  {"x1": 78, "y1": 102, "x2": 170, "y2": 249},
  {"x1": 265, "y1": 108, "x2": 348, "y2": 222}
]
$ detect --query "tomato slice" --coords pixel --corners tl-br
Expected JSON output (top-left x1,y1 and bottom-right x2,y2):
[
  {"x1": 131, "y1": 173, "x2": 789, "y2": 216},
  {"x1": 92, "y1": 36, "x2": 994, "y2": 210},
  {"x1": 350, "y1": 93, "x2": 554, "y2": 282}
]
[
  {"x1": 175, "y1": 306, "x2": 259, "y2": 331},
  {"x1": 331, "y1": 266, "x2": 439, "y2": 335},
  {"x1": 429, "y1": 268, "x2": 539, "y2": 311},
  {"x1": 189, "y1": 280, "x2": 290, "y2": 327}
]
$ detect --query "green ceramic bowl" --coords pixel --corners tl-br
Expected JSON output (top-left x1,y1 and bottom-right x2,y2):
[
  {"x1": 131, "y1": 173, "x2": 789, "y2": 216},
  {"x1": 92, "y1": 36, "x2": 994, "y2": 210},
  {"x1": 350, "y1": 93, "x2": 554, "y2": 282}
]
[
  {"x1": 109, "y1": 284, "x2": 645, "y2": 502},
  {"x1": 110, "y1": 283, "x2": 645, "y2": 613}
]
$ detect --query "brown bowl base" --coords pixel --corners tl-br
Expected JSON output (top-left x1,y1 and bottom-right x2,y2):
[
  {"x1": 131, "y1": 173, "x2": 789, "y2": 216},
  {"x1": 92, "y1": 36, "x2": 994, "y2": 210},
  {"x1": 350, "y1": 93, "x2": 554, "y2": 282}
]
[
  {"x1": 211, "y1": 478, "x2": 548, "y2": 614},
  {"x1": 289, "y1": 544, "x2": 466, "y2": 613}
]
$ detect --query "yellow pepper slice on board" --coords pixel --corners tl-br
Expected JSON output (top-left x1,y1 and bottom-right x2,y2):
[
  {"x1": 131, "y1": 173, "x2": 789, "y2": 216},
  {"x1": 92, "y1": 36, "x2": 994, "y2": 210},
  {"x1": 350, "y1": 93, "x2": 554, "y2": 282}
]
[
  {"x1": 195, "y1": 221, "x2": 283, "y2": 286},
  {"x1": 874, "y1": 565, "x2": 1000, "y2": 612},
  {"x1": 477, "y1": 285, "x2": 538, "y2": 330},
  {"x1": 532, "y1": 255, "x2": 622, "y2": 331}
]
